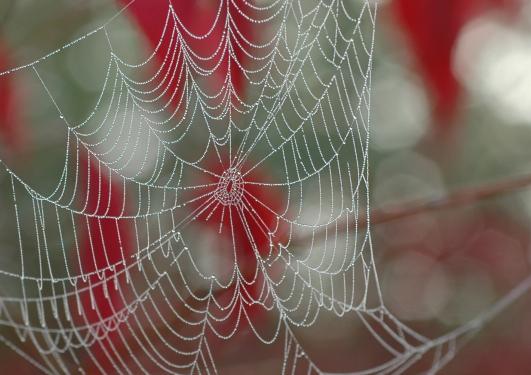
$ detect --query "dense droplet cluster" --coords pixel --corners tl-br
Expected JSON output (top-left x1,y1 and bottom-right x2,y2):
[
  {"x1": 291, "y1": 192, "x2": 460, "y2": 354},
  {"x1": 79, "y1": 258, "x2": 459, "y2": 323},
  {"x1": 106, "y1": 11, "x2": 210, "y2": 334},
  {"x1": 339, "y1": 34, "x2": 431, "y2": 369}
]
[{"x1": 214, "y1": 168, "x2": 244, "y2": 206}]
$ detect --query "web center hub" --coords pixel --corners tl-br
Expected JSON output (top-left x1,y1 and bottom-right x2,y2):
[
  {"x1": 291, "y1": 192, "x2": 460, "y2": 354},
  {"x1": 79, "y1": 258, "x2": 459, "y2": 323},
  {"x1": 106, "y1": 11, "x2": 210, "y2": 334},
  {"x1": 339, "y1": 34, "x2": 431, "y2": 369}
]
[{"x1": 215, "y1": 168, "x2": 244, "y2": 206}]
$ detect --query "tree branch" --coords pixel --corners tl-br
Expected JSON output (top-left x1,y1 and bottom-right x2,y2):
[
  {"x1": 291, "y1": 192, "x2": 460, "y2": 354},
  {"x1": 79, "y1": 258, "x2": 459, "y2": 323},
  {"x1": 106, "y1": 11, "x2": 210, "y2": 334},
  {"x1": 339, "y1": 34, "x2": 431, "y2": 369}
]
[{"x1": 292, "y1": 173, "x2": 531, "y2": 246}]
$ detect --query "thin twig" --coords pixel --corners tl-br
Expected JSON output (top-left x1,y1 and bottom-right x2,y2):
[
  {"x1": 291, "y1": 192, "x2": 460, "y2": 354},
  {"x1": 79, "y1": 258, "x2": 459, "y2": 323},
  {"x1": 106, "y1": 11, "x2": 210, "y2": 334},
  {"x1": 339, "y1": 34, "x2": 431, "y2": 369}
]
[{"x1": 293, "y1": 173, "x2": 531, "y2": 246}]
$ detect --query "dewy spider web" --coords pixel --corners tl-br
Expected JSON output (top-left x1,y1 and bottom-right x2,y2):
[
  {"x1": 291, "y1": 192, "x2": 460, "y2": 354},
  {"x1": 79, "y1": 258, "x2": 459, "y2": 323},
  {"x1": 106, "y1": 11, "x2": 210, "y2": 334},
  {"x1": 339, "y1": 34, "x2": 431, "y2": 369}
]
[{"x1": 0, "y1": 0, "x2": 530, "y2": 373}]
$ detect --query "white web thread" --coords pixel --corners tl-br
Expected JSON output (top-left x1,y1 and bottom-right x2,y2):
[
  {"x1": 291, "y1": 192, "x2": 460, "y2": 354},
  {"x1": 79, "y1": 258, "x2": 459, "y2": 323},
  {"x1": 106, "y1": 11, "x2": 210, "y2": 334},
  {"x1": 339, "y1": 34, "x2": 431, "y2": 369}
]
[{"x1": 0, "y1": 0, "x2": 530, "y2": 374}]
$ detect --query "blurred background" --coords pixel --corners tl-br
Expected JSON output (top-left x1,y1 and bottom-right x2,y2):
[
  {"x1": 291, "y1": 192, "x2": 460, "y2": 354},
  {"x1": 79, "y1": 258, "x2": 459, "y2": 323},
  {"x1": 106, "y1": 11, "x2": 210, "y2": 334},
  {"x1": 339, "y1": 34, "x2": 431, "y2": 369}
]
[{"x1": 0, "y1": 0, "x2": 531, "y2": 373}]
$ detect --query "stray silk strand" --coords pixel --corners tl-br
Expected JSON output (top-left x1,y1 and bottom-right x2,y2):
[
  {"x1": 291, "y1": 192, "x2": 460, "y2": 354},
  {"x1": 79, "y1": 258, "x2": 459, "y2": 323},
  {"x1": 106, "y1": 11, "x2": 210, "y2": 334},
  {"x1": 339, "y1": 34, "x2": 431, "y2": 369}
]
[{"x1": 294, "y1": 173, "x2": 531, "y2": 246}]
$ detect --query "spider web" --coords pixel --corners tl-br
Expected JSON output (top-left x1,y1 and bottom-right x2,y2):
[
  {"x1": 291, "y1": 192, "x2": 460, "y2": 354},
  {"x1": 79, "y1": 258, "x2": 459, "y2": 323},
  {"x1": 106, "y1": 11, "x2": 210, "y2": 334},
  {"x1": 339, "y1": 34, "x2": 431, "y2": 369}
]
[{"x1": 0, "y1": 0, "x2": 530, "y2": 374}]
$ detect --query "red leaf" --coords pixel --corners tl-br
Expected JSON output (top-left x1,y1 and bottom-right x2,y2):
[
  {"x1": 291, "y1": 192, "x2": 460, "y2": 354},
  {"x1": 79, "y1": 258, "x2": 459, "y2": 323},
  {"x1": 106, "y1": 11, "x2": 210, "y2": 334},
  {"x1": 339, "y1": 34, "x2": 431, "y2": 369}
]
[
  {"x1": 391, "y1": 0, "x2": 518, "y2": 127},
  {"x1": 76, "y1": 153, "x2": 132, "y2": 373},
  {"x1": 118, "y1": 0, "x2": 271, "y2": 328},
  {"x1": 118, "y1": 0, "x2": 255, "y2": 106},
  {"x1": 0, "y1": 40, "x2": 27, "y2": 152},
  {"x1": 191, "y1": 158, "x2": 287, "y2": 329}
]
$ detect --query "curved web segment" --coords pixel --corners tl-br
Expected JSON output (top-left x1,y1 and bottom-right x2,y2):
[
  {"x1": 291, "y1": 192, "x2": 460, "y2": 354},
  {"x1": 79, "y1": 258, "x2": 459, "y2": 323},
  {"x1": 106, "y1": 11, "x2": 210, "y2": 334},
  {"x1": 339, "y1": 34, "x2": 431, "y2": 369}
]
[{"x1": 0, "y1": 0, "x2": 530, "y2": 374}]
